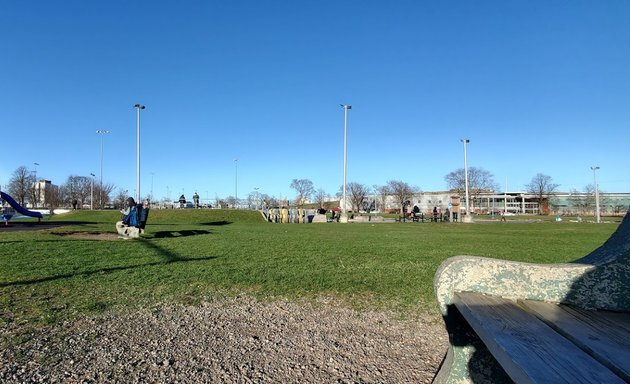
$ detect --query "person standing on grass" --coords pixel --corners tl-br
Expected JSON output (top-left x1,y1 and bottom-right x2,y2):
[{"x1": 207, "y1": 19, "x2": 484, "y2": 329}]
[{"x1": 116, "y1": 197, "x2": 140, "y2": 239}]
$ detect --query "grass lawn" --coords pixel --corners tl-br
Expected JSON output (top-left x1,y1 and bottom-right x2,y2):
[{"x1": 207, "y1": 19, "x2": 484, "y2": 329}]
[{"x1": 0, "y1": 210, "x2": 621, "y2": 328}]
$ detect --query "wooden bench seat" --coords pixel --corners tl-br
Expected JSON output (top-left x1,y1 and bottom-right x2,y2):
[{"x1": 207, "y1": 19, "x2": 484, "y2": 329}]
[
  {"x1": 520, "y1": 298, "x2": 630, "y2": 381},
  {"x1": 433, "y1": 209, "x2": 630, "y2": 383},
  {"x1": 454, "y1": 292, "x2": 628, "y2": 383}
]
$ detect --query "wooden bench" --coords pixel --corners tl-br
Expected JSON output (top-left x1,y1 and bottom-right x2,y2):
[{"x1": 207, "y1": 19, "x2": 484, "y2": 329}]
[
  {"x1": 137, "y1": 204, "x2": 150, "y2": 233},
  {"x1": 433, "y1": 209, "x2": 630, "y2": 383},
  {"x1": 411, "y1": 213, "x2": 425, "y2": 222}
]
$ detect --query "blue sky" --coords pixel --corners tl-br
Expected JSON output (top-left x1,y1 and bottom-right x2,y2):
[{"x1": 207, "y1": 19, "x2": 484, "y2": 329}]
[{"x1": 1, "y1": 1, "x2": 629, "y2": 203}]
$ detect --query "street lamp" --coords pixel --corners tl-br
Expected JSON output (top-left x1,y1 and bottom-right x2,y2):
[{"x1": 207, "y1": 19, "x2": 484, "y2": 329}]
[
  {"x1": 96, "y1": 129, "x2": 109, "y2": 207},
  {"x1": 150, "y1": 172, "x2": 155, "y2": 201},
  {"x1": 234, "y1": 158, "x2": 238, "y2": 208},
  {"x1": 340, "y1": 104, "x2": 352, "y2": 223},
  {"x1": 90, "y1": 173, "x2": 95, "y2": 210},
  {"x1": 33, "y1": 162, "x2": 39, "y2": 208},
  {"x1": 591, "y1": 166, "x2": 601, "y2": 223},
  {"x1": 134, "y1": 104, "x2": 145, "y2": 203},
  {"x1": 461, "y1": 138, "x2": 471, "y2": 222}
]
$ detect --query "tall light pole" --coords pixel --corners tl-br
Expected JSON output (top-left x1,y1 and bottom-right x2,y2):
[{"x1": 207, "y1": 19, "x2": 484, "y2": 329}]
[
  {"x1": 33, "y1": 162, "x2": 39, "y2": 208},
  {"x1": 340, "y1": 104, "x2": 352, "y2": 223},
  {"x1": 591, "y1": 166, "x2": 601, "y2": 223},
  {"x1": 96, "y1": 129, "x2": 109, "y2": 208},
  {"x1": 90, "y1": 173, "x2": 95, "y2": 210},
  {"x1": 134, "y1": 104, "x2": 145, "y2": 202},
  {"x1": 150, "y1": 172, "x2": 155, "y2": 202},
  {"x1": 234, "y1": 158, "x2": 238, "y2": 208},
  {"x1": 461, "y1": 138, "x2": 471, "y2": 222}
]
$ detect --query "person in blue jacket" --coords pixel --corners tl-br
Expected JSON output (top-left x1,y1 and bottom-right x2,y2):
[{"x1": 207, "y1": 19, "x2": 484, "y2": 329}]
[{"x1": 116, "y1": 197, "x2": 140, "y2": 239}]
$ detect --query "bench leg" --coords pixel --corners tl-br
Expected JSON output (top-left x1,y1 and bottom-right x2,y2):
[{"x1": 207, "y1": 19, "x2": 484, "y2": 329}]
[{"x1": 434, "y1": 305, "x2": 512, "y2": 383}]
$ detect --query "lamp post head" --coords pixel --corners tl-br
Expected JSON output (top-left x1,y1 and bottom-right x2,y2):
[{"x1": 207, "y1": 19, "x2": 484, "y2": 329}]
[
  {"x1": 134, "y1": 104, "x2": 145, "y2": 109},
  {"x1": 96, "y1": 129, "x2": 110, "y2": 134},
  {"x1": 591, "y1": 166, "x2": 600, "y2": 171},
  {"x1": 461, "y1": 138, "x2": 470, "y2": 144},
  {"x1": 90, "y1": 173, "x2": 95, "y2": 177},
  {"x1": 340, "y1": 104, "x2": 352, "y2": 109}
]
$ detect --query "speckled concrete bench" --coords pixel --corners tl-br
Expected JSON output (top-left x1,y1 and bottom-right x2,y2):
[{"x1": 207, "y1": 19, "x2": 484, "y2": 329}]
[{"x1": 433, "y1": 210, "x2": 630, "y2": 383}]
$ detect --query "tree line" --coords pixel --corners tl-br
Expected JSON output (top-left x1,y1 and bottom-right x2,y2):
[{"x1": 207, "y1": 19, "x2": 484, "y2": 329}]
[
  {"x1": 5, "y1": 164, "x2": 609, "y2": 215},
  {"x1": 4, "y1": 166, "x2": 115, "y2": 209},
  {"x1": 284, "y1": 170, "x2": 601, "y2": 216}
]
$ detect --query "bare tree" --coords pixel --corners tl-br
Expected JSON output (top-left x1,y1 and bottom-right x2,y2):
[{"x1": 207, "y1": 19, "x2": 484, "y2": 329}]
[
  {"x1": 95, "y1": 181, "x2": 115, "y2": 209},
  {"x1": 444, "y1": 167, "x2": 498, "y2": 209},
  {"x1": 568, "y1": 185, "x2": 598, "y2": 215},
  {"x1": 526, "y1": 173, "x2": 559, "y2": 215},
  {"x1": 386, "y1": 180, "x2": 420, "y2": 215},
  {"x1": 583, "y1": 184, "x2": 597, "y2": 214},
  {"x1": 93, "y1": 182, "x2": 115, "y2": 209},
  {"x1": 613, "y1": 203, "x2": 628, "y2": 215},
  {"x1": 64, "y1": 175, "x2": 92, "y2": 208},
  {"x1": 373, "y1": 184, "x2": 390, "y2": 213},
  {"x1": 215, "y1": 198, "x2": 228, "y2": 209},
  {"x1": 246, "y1": 191, "x2": 260, "y2": 209},
  {"x1": 113, "y1": 189, "x2": 129, "y2": 210},
  {"x1": 7, "y1": 166, "x2": 34, "y2": 207},
  {"x1": 347, "y1": 182, "x2": 370, "y2": 213},
  {"x1": 314, "y1": 188, "x2": 328, "y2": 208},
  {"x1": 28, "y1": 180, "x2": 40, "y2": 208},
  {"x1": 259, "y1": 193, "x2": 278, "y2": 209},
  {"x1": 45, "y1": 184, "x2": 63, "y2": 209},
  {"x1": 226, "y1": 196, "x2": 237, "y2": 208},
  {"x1": 289, "y1": 179, "x2": 315, "y2": 207}
]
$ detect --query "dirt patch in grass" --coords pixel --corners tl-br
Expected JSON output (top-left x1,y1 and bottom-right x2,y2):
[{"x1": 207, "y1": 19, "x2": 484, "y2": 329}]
[{"x1": 52, "y1": 231, "x2": 120, "y2": 241}]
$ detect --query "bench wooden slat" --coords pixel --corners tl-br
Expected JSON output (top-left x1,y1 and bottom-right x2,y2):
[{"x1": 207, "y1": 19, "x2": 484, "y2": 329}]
[
  {"x1": 454, "y1": 292, "x2": 625, "y2": 384},
  {"x1": 520, "y1": 299, "x2": 630, "y2": 382}
]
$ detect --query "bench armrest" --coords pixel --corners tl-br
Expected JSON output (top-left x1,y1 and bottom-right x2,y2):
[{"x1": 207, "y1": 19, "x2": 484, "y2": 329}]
[
  {"x1": 435, "y1": 254, "x2": 630, "y2": 314},
  {"x1": 434, "y1": 256, "x2": 592, "y2": 315}
]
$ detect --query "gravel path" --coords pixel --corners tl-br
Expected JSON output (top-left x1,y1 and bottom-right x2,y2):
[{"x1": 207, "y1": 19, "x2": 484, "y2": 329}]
[{"x1": 1, "y1": 296, "x2": 448, "y2": 383}]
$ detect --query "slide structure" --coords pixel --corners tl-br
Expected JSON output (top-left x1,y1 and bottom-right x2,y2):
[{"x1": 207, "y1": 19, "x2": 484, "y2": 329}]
[{"x1": 1, "y1": 191, "x2": 43, "y2": 219}]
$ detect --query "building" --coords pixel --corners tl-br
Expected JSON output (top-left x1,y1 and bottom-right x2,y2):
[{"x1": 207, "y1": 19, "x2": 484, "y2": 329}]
[
  {"x1": 371, "y1": 191, "x2": 630, "y2": 216},
  {"x1": 32, "y1": 179, "x2": 52, "y2": 208}
]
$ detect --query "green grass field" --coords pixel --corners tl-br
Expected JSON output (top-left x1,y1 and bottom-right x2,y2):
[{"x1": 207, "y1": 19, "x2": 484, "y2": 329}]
[{"x1": 0, "y1": 210, "x2": 620, "y2": 327}]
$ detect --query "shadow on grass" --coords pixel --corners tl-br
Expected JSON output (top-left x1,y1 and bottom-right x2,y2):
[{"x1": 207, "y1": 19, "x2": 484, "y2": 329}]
[
  {"x1": 0, "y1": 221, "x2": 97, "y2": 232},
  {"x1": 149, "y1": 229, "x2": 212, "y2": 238},
  {"x1": 0, "y1": 238, "x2": 217, "y2": 288},
  {"x1": 200, "y1": 221, "x2": 232, "y2": 226}
]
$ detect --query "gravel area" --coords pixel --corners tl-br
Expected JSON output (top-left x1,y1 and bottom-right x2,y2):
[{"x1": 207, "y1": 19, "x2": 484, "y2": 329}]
[{"x1": 1, "y1": 296, "x2": 448, "y2": 383}]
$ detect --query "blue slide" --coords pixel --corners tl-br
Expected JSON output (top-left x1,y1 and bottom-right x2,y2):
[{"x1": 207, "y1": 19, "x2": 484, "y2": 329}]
[{"x1": 1, "y1": 191, "x2": 43, "y2": 219}]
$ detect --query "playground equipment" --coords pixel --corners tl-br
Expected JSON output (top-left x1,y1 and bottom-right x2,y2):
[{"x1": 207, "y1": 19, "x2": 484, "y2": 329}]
[{"x1": 0, "y1": 191, "x2": 43, "y2": 224}]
